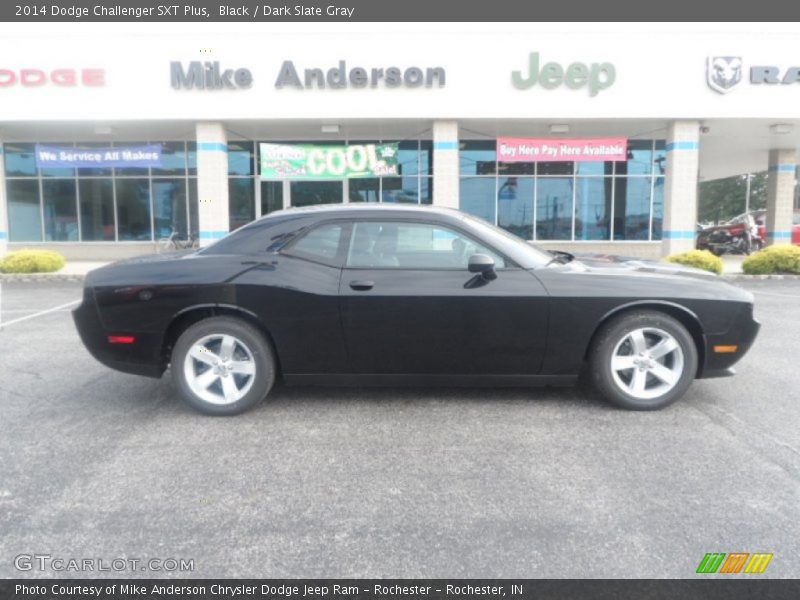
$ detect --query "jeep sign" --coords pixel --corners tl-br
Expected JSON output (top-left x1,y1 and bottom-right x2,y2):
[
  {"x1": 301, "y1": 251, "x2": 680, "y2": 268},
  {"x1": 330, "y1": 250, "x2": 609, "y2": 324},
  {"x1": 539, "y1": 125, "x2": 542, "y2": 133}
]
[{"x1": 512, "y1": 52, "x2": 615, "y2": 96}]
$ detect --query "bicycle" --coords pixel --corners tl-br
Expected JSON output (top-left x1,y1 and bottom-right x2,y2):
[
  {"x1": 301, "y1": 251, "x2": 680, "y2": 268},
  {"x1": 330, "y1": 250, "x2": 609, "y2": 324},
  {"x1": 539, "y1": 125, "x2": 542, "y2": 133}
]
[{"x1": 158, "y1": 228, "x2": 198, "y2": 253}]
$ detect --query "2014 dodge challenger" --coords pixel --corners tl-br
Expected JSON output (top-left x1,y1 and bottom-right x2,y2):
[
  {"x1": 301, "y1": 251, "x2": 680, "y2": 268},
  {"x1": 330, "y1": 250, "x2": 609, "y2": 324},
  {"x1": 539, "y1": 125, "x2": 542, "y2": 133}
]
[{"x1": 73, "y1": 204, "x2": 760, "y2": 415}]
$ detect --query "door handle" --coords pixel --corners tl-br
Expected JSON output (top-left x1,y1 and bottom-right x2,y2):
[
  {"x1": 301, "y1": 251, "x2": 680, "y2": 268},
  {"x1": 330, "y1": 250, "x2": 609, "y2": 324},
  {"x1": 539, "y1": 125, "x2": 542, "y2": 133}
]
[{"x1": 349, "y1": 280, "x2": 375, "y2": 291}]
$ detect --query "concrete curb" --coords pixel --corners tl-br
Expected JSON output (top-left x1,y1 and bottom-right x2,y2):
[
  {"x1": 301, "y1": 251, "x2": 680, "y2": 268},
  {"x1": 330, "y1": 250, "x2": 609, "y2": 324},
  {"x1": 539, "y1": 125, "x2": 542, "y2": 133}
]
[
  {"x1": 0, "y1": 273, "x2": 86, "y2": 283},
  {"x1": 723, "y1": 274, "x2": 800, "y2": 280}
]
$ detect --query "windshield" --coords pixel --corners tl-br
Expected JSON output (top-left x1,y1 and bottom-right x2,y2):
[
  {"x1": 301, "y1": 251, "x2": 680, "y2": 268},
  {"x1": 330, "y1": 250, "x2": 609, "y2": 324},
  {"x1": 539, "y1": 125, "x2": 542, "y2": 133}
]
[{"x1": 457, "y1": 212, "x2": 553, "y2": 267}]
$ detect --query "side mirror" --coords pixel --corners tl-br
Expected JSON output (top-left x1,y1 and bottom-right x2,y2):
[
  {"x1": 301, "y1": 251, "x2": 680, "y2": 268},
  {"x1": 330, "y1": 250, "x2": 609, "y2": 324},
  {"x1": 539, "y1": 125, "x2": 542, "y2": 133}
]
[{"x1": 468, "y1": 253, "x2": 497, "y2": 280}]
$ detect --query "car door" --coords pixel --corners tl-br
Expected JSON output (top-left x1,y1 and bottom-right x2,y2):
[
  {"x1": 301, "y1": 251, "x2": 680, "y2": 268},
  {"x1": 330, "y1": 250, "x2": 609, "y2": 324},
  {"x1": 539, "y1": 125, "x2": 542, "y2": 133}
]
[{"x1": 339, "y1": 219, "x2": 549, "y2": 377}]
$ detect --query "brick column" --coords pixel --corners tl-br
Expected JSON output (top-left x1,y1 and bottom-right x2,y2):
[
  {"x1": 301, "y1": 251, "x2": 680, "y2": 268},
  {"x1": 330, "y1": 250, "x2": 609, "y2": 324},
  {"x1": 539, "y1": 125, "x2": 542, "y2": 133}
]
[
  {"x1": 661, "y1": 120, "x2": 700, "y2": 256},
  {"x1": 0, "y1": 140, "x2": 7, "y2": 256},
  {"x1": 432, "y1": 120, "x2": 459, "y2": 209},
  {"x1": 766, "y1": 149, "x2": 796, "y2": 246},
  {"x1": 196, "y1": 123, "x2": 229, "y2": 247}
]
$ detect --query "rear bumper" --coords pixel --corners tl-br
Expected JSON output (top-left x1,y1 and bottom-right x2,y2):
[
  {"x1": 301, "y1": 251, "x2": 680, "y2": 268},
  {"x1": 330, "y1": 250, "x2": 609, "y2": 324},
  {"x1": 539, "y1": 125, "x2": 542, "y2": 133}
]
[
  {"x1": 698, "y1": 303, "x2": 760, "y2": 379},
  {"x1": 72, "y1": 289, "x2": 165, "y2": 378}
]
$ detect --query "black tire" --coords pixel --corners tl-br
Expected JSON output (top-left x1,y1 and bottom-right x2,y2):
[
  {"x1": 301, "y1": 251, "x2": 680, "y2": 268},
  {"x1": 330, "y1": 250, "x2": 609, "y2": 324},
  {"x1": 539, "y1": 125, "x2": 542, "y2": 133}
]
[
  {"x1": 171, "y1": 316, "x2": 276, "y2": 416},
  {"x1": 588, "y1": 311, "x2": 698, "y2": 411}
]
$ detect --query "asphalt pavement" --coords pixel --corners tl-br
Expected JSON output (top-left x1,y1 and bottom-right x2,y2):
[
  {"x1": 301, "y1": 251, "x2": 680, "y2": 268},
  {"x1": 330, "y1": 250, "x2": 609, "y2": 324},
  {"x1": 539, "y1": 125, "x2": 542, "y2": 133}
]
[{"x1": 0, "y1": 279, "x2": 798, "y2": 578}]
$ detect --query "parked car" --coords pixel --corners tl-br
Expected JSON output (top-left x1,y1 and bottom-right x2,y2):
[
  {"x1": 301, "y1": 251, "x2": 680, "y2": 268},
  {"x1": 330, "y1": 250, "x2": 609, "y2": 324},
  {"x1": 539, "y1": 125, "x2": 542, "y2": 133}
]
[
  {"x1": 74, "y1": 205, "x2": 759, "y2": 415},
  {"x1": 697, "y1": 209, "x2": 800, "y2": 253}
]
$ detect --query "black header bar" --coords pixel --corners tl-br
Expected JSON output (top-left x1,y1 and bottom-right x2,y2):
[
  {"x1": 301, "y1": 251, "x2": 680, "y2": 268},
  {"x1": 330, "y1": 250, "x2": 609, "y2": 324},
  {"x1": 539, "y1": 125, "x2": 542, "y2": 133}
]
[{"x1": 3, "y1": 0, "x2": 800, "y2": 22}]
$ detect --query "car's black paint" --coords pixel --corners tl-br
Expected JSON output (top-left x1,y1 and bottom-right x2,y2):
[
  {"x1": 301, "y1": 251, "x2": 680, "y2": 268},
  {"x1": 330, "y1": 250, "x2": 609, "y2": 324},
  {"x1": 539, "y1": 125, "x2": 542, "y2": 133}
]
[{"x1": 73, "y1": 204, "x2": 759, "y2": 386}]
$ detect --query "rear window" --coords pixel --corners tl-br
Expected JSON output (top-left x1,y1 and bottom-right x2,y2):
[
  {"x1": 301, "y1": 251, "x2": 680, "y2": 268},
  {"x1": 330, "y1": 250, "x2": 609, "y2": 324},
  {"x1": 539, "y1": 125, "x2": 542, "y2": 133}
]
[{"x1": 282, "y1": 223, "x2": 346, "y2": 266}]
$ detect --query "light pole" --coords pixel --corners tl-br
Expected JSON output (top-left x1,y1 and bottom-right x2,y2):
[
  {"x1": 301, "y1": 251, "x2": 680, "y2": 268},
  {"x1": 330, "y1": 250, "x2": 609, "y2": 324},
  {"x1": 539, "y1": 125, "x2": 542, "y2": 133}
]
[{"x1": 745, "y1": 173, "x2": 753, "y2": 214}]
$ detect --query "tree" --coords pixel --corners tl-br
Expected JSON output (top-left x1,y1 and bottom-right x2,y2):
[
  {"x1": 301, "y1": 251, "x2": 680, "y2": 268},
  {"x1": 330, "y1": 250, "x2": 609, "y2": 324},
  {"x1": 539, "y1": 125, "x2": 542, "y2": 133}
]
[{"x1": 698, "y1": 171, "x2": 768, "y2": 224}]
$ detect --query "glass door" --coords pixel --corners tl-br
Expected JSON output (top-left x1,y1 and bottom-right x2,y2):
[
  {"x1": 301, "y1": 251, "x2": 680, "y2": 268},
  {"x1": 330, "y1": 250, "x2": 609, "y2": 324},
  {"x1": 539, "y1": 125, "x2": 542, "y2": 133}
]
[
  {"x1": 260, "y1": 181, "x2": 284, "y2": 216},
  {"x1": 289, "y1": 181, "x2": 343, "y2": 207}
]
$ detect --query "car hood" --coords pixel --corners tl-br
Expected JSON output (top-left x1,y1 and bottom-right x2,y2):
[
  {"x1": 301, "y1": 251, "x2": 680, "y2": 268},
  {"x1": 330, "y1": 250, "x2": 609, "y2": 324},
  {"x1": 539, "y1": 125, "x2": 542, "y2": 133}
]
[{"x1": 566, "y1": 252, "x2": 719, "y2": 280}]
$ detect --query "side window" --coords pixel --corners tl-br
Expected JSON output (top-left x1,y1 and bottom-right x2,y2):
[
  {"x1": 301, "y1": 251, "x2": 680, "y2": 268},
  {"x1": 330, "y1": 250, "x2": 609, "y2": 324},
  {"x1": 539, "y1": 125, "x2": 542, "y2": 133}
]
[
  {"x1": 283, "y1": 223, "x2": 345, "y2": 266},
  {"x1": 346, "y1": 221, "x2": 506, "y2": 269}
]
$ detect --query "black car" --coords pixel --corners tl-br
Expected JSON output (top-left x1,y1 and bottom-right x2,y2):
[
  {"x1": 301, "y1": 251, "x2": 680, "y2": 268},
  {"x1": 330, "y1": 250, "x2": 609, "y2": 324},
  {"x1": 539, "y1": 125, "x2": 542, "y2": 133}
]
[{"x1": 73, "y1": 204, "x2": 760, "y2": 415}]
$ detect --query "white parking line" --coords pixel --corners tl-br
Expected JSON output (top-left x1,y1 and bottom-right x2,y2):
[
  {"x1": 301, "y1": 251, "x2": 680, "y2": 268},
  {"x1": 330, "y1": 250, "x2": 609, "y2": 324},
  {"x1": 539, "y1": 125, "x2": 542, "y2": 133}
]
[{"x1": 0, "y1": 299, "x2": 80, "y2": 329}]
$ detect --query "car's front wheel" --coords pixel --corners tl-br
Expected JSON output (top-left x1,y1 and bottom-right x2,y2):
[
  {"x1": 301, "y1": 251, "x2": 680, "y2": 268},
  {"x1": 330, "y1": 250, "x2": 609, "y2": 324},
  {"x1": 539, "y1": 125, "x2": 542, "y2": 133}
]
[
  {"x1": 589, "y1": 311, "x2": 698, "y2": 410},
  {"x1": 171, "y1": 316, "x2": 276, "y2": 415}
]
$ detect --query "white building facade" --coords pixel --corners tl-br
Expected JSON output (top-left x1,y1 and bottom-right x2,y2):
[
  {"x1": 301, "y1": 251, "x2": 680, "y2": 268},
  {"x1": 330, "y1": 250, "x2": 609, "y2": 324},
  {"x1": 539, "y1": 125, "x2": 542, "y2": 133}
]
[{"x1": 1, "y1": 22, "x2": 799, "y2": 260}]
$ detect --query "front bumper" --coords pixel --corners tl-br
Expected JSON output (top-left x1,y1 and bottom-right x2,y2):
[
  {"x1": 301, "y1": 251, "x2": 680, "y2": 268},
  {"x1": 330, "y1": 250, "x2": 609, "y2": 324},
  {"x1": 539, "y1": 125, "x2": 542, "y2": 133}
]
[{"x1": 697, "y1": 303, "x2": 760, "y2": 379}]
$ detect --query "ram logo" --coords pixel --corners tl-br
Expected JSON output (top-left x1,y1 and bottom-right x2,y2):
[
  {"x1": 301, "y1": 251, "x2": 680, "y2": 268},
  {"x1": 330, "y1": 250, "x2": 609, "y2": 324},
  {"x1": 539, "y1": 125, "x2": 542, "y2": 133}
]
[{"x1": 707, "y1": 56, "x2": 743, "y2": 94}]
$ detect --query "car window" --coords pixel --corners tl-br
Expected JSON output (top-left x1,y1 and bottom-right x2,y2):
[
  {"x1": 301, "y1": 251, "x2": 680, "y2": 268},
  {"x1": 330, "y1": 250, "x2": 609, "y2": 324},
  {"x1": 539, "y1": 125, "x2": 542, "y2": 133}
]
[
  {"x1": 794, "y1": 212, "x2": 800, "y2": 226},
  {"x1": 346, "y1": 221, "x2": 506, "y2": 269},
  {"x1": 283, "y1": 223, "x2": 345, "y2": 265}
]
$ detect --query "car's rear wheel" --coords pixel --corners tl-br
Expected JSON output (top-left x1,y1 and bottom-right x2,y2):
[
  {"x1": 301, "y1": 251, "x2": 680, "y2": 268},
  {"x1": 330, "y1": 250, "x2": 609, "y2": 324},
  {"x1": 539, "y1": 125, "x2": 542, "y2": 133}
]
[
  {"x1": 589, "y1": 311, "x2": 698, "y2": 410},
  {"x1": 171, "y1": 316, "x2": 275, "y2": 415}
]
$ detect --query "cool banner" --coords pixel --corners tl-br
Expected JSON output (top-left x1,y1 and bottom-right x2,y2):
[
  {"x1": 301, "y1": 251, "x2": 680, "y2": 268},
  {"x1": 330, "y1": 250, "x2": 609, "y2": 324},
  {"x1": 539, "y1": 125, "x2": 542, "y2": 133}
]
[
  {"x1": 34, "y1": 144, "x2": 163, "y2": 169},
  {"x1": 259, "y1": 142, "x2": 399, "y2": 180}
]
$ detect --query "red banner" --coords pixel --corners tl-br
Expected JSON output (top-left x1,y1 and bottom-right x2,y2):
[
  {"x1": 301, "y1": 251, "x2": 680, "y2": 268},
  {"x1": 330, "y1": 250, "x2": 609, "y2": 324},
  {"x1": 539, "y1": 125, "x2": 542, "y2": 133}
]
[{"x1": 497, "y1": 137, "x2": 628, "y2": 162}]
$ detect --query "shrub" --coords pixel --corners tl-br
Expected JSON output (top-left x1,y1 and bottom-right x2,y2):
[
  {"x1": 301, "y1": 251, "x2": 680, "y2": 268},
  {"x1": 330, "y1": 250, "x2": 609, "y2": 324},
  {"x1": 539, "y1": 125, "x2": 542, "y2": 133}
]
[
  {"x1": 742, "y1": 245, "x2": 800, "y2": 275},
  {"x1": 0, "y1": 249, "x2": 66, "y2": 274},
  {"x1": 664, "y1": 249, "x2": 723, "y2": 275}
]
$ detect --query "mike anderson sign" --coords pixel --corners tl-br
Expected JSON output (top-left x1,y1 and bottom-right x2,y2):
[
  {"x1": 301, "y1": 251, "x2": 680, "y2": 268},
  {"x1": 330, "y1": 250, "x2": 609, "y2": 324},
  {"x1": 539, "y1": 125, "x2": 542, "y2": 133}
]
[{"x1": 497, "y1": 137, "x2": 628, "y2": 162}]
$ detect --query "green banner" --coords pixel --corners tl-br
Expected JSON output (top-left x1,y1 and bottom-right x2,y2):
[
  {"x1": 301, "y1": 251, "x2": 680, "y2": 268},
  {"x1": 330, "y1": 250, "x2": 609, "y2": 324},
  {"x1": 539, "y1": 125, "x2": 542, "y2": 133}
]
[{"x1": 259, "y1": 142, "x2": 399, "y2": 180}]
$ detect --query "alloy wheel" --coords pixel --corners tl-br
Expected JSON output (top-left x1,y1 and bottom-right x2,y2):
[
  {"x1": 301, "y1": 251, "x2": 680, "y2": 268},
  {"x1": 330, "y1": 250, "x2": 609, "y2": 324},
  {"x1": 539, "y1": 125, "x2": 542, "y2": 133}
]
[
  {"x1": 610, "y1": 327, "x2": 685, "y2": 400},
  {"x1": 183, "y1": 333, "x2": 256, "y2": 405}
]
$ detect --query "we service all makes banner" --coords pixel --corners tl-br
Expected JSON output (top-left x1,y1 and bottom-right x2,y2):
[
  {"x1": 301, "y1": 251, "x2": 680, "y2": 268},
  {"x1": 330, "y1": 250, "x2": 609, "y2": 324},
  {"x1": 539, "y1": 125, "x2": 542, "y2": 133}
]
[
  {"x1": 35, "y1": 144, "x2": 163, "y2": 168},
  {"x1": 260, "y1": 143, "x2": 399, "y2": 180}
]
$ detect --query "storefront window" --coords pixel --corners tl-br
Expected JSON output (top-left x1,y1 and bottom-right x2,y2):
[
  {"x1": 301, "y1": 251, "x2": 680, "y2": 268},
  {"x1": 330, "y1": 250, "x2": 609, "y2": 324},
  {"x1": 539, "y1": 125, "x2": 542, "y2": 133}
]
[
  {"x1": 536, "y1": 177, "x2": 574, "y2": 240},
  {"x1": 460, "y1": 177, "x2": 496, "y2": 224},
  {"x1": 290, "y1": 181, "x2": 343, "y2": 207},
  {"x1": 189, "y1": 178, "x2": 199, "y2": 240},
  {"x1": 350, "y1": 178, "x2": 380, "y2": 202},
  {"x1": 152, "y1": 179, "x2": 187, "y2": 239},
  {"x1": 459, "y1": 140, "x2": 496, "y2": 176},
  {"x1": 652, "y1": 177, "x2": 665, "y2": 240},
  {"x1": 460, "y1": 139, "x2": 663, "y2": 241},
  {"x1": 497, "y1": 177, "x2": 534, "y2": 240},
  {"x1": 260, "y1": 181, "x2": 283, "y2": 215},
  {"x1": 229, "y1": 177, "x2": 256, "y2": 231},
  {"x1": 397, "y1": 141, "x2": 419, "y2": 176},
  {"x1": 5, "y1": 141, "x2": 198, "y2": 243},
  {"x1": 4, "y1": 143, "x2": 37, "y2": 177},
  {"x1": 42, "y1": 179, "x2": 78, "y2": 241},
  {"x1": 420, "y1": 177, "x2": 433, "y2": 205},
  {"x1": 575, "y1": 177, "x2": 612, "y2": 240},
  {"x1": 116, "y1": 179, "x2": 152, "y2": 241},
  {"x1": 617, "y1": 140, "x2": 653, "y2": 176},
  {"x1": 152, "y1": 142, "x2": 188, "y2": 176},
  {"x1": 614, "y1": 177, "x2": 652, "y2": 240},
  {"x1": 228, "y1": 142, "x2": 254, "y2": 176},
  {"x1": 7, "y1": 179, "x2": 41, "y2": 241},
  {"x1": 79, "y1": 179, "x2": 115, "y2": 241},
  {"x1": 74, "y1": 143, "x2": 112, "y2": 177},
  {"x1": 381, "y1": 177, "x2": 418, "y2": 203}
]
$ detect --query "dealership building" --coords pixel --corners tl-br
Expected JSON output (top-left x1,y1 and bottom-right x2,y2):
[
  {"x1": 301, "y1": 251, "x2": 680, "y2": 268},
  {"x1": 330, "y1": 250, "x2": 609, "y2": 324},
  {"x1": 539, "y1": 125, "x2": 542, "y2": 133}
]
[{"x1": 0, "y1": 22, "x2": 799, "y2": 261}]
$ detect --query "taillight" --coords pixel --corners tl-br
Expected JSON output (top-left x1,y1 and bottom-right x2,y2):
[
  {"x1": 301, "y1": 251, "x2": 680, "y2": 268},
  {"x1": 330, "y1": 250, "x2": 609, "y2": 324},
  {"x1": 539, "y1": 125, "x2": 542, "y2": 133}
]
[{"x1": 108, "y1": 335, "x2": 136, "y2": 344}]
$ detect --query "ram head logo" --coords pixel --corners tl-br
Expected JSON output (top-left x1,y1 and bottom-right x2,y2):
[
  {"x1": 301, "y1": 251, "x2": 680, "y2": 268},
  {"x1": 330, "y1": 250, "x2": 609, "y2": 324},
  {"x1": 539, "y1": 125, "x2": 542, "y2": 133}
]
[{"x1": 707, "y1": 56, "x2": 743, "y2": 94}]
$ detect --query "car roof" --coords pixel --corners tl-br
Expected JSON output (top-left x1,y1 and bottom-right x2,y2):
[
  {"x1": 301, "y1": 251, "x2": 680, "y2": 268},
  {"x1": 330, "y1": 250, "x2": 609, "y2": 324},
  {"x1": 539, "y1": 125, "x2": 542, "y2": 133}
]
[{"x1": 268, "y1": 203, "x2": 459, "y2": 217}]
